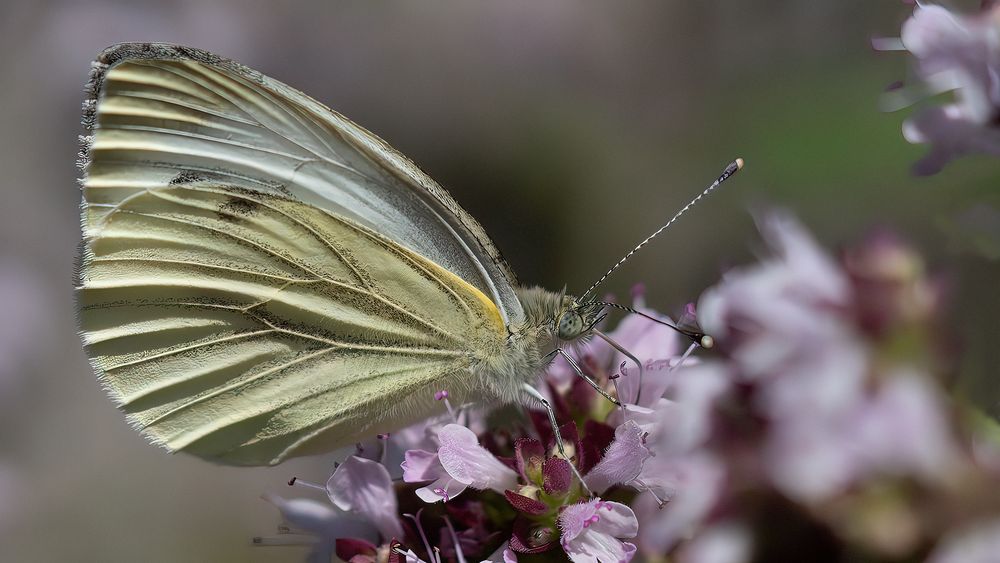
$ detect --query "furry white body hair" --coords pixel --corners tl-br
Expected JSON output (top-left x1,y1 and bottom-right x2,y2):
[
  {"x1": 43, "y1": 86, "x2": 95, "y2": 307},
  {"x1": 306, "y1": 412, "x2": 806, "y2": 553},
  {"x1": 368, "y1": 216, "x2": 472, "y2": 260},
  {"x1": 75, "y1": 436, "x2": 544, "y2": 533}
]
[{"x1": 470, "y1": 286, "x2": 573, "y2": 404}]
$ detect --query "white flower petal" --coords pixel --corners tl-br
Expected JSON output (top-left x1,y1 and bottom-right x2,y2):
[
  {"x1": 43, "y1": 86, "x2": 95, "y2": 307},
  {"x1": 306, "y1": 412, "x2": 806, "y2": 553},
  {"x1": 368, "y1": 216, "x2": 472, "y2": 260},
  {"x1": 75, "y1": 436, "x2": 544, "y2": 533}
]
[
  {"x1": 437, "y1": 424, "x2": 518, "y2": 493},
  {"x1": 326, "y1": 456, "x2": 403, "y2": 539}
]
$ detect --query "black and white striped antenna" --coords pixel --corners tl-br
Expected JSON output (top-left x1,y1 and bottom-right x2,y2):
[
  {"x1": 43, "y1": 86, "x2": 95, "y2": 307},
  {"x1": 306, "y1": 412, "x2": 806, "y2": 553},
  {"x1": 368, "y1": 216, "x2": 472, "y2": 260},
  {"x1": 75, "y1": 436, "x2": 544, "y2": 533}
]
[{"x1": 578, "y1": 158, "x2": 744, "y2": 301}]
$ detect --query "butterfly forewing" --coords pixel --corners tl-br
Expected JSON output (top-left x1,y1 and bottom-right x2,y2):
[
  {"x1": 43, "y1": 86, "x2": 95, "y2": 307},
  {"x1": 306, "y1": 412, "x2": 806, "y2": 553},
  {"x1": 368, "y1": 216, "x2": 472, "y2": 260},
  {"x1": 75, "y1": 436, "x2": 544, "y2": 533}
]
[{"x1": 82, "y1": 44, "x2": 522, "y2": 323}]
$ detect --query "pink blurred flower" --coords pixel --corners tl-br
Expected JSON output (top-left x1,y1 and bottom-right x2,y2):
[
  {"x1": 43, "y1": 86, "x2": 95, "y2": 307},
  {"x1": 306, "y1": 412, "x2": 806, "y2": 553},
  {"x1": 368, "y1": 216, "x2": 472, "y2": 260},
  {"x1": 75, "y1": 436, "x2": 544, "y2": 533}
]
[
  {"x1": 843, "y1": 229, "x2": 942, "y2": 338},
  {"x1": 403, "y1": 423, "x2": 518, "y2": 503},
  {"x1": 335, "y1": 538, "x2": 380, "y2": 563},
  {"x1": 696, "y1": 212, "x2": 964, "y2": 503},
  {"x1": 881, "y1": 3, "x2": 1000, "y2": 174},
  {"x1": 763, "y1": 373, "x2": 961, "y2": 503},
  {"x1": 633, "y1": 453, "x2": 726, "y2": 555},
  {"x1": 927, "y1": 519, "x2": 1000, "y2": 563},
  {"x1": 558, "y1": 498, "x2": 639, "y2": 563},
  {"x1": 698, "y1": 212, "x2": 857, "y2": 396},
  {"x1": 696, "y1": 215, "x2": 860, "y2": 490},
  {"x1": 650, "y1": 362, "x2": 731, "y2": 455},
  {"x1": 677, "y1": 523, "x2": 752, "y2": 563},
  {"x1": 849, "y1": 372, "x2": 960, "y2": 481},
  {"x1": 262, "y1": 494, "x2": 380, "y2": 563},
  {"x1": 327, "y1": 456, "x2": 404, "y2": 540},
  {"x1": 608, "y1": 361, "x2": 732, "y2": 555}
]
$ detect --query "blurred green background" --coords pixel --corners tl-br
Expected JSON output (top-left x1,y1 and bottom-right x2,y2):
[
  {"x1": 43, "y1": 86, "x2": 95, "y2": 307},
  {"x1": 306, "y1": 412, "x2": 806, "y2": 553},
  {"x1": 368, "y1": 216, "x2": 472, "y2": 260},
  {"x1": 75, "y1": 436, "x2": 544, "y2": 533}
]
[{"x1": 1, "y1": 1, "x2": 998, "y2": 561}]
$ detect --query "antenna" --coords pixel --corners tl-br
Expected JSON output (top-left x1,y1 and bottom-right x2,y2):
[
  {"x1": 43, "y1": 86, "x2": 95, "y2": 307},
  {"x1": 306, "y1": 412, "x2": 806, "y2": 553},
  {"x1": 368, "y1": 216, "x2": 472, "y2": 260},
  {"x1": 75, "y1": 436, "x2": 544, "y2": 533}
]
[
  {"x1": 579, "y1": 158, "x2": 744, "y2": 300},
  {"x1": 599, "y1": 301, "x2": 714, "y2": 348}
]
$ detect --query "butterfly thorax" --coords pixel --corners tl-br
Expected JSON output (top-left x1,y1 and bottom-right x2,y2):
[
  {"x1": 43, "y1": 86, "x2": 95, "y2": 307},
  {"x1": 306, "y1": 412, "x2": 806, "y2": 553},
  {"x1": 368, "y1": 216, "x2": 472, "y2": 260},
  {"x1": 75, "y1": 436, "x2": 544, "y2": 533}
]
[
  {"x1": 470, "y1": 286, "x2": 602, "y2": 403},
  {"x1": 516, "y1": 286, "x2": 573, "y2": 334},
  {"x1": 516, "y1": 286, "x2": 605, "y2": 340}
]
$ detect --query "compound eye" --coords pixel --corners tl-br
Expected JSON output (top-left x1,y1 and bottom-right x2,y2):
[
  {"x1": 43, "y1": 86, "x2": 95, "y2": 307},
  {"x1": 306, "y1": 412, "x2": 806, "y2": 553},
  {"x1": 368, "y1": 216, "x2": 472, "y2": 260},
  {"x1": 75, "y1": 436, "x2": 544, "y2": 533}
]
[{"x1": 557, "y1": 310, "x2": 585, "y2": 340}]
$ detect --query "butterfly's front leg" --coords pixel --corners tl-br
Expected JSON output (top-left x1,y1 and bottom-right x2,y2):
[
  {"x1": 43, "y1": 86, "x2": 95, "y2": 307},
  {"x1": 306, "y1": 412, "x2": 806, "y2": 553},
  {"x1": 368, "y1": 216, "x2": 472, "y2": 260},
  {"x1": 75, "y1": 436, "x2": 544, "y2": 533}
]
[
  {"x1": 520, "y1": 383, "x2": 593, "y2": 497},
  {"x1": 552, "y1": 348, "x2": 622, "y2": 407}
]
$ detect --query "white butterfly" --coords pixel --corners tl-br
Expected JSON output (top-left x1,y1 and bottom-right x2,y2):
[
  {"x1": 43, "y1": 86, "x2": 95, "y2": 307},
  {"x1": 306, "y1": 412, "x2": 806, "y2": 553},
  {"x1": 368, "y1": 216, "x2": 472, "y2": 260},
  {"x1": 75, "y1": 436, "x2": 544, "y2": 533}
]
[{"x1": 76, "y1": 43, "x2": 738, "y2": 466}]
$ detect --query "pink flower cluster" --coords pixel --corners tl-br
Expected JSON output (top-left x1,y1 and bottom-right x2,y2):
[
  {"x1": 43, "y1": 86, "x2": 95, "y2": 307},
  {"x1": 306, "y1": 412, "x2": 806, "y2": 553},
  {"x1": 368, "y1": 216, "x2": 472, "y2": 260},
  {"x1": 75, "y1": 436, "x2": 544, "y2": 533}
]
[
  {"x1": 878, "y1": 2, "x2": 1000, "y2": 174},
  {"x1": 259, "y1": 213, "x2": 1000, "y2": 562}
]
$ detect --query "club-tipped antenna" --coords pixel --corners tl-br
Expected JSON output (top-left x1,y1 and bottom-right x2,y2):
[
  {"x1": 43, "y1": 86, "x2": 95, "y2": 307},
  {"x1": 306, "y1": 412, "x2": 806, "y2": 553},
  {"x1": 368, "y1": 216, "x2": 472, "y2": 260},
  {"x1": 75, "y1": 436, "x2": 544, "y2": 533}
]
[
  {"x1": 579, "y1": 158, "x2": 744, "y2": 301},
  {"x1": 600, "y1": 301, "x2": 714, "y2": 349}
]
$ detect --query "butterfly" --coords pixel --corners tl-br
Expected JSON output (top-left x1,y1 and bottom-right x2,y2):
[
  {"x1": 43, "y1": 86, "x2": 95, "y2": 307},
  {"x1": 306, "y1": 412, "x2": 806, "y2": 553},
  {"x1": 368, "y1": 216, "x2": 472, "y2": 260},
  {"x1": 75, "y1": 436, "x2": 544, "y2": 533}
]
[{"x1": 76, "y1": 43, "x2": 739, "y2": 466}]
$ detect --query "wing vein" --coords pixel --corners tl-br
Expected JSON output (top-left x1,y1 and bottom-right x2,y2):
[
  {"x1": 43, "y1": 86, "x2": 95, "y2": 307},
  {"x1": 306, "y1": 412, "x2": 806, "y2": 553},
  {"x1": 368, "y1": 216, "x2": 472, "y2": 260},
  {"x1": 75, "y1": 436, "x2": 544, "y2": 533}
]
[
  {"x1": 159, "y1": 62, "x2": 338, "y2": 166},
  {"x1": 251, "y1": 315, "x2": 466, "y2": 357},
  {"x1": 99, "y1": 329, "x2": 277, "y2": 371},
  {"x1": 89, "y1": 256, "x2": 313, "y2": 284},
  {"x1": 107, "y1": 89, "x2": 260, "y2": 125},
  {"x1": 195, "y1": 188, "x2": 470, "y2": 341},
  {"x1": 102, "y1": 124, "x2": 313, "y2": 162},
  {"x1": 190, "y1": 63, "x2": 348, "y2": 166},
  {"x1": 114, "y1": 203, "x2": 333, "y2": 282},
  {"x1": 86, "y1": 159, "x2": 284, "y2": 191},
  {"x1": 145, "y1": 346, "x2": 341, "y2": 428}
]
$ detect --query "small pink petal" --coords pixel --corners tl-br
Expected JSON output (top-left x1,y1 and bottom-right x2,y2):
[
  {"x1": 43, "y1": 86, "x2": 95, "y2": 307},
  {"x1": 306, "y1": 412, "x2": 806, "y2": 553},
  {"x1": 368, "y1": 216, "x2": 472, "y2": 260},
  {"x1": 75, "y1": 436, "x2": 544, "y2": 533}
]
[
  {"x1": 402, "y1": 449, "x2": 442, "y2": 483},
  {"x1": 584, "y1": 420, "x2": 651, "y2": 494},
  {"x1": 437, "y1": 424, "x2": 518, "y2": 493},
  {"x1": 559, "y1": 499, "x2": 638, "y2": 563},
  {"x1": 541, "y1": 457, "x2": 572, "y2": 496},
  {"x1": 504, "y1": 490, "x2": 549, "y2": 515},
  {"x1": 514, "y1": 438, "x2": 545, "y2": 483},
  {"x1": 415, "y1": 477, "x2": 467, "y2": 504},
  {"x1": 327, "y1": 456, "x2": 403, "y2": 540}
]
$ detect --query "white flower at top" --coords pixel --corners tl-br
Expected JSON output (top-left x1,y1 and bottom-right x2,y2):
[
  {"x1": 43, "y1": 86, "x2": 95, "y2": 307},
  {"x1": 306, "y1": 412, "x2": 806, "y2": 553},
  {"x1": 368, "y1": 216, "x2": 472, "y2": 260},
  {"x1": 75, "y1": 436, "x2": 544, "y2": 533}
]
[{"x1": 880, "y1": 3, "x2": 1000, "y2": 174}]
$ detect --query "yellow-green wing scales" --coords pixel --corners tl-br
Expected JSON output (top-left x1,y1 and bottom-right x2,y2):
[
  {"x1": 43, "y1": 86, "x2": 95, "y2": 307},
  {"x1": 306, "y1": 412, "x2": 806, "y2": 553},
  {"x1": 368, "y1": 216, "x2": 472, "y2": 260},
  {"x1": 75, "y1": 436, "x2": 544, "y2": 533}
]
[
  {"x1": 77, "y1": 182, "x2": 507, "y2": 465},
  {"x1": 80, "y1": 44, "x2": 524, "y2": 325}
]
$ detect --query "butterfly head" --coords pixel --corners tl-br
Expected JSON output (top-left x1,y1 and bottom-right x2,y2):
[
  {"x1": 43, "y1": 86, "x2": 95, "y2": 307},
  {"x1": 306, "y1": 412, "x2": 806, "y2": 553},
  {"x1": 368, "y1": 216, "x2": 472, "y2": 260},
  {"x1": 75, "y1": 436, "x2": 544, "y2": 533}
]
[{"x1": 556, "y1": 298, "x2": 606, "y2": 341}]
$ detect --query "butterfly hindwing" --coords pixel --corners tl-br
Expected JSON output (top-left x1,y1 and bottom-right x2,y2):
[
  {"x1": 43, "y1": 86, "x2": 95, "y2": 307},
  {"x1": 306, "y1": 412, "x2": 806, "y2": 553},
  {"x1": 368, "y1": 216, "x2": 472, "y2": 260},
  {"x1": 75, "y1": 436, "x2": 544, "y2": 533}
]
[{"x1": 78, "y1": 182, "x2": 507, "y2": 465}]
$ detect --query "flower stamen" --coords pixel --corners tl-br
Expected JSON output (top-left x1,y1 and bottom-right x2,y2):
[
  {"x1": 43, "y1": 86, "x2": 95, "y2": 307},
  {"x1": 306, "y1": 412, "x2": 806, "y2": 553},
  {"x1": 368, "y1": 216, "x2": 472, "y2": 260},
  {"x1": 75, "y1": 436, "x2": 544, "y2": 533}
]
[
  {"x1": 405, "y1": 509, "x2": 435, "y2": 561},
  {"x1": 435, "y1": 389, "x2": 457, "y2": 422},
  {"x1": 442, "y1": 514, "x2": 468, "y2": 563},
  {"x1": 287, "y1": 477, "x2": 325, "y2": 493},
  {"x1": 377, "y1": 433, "x2": 389, "y2": 464},
  {"x1": 634, "y1": 478, "x2": 669, "y2": 509}
]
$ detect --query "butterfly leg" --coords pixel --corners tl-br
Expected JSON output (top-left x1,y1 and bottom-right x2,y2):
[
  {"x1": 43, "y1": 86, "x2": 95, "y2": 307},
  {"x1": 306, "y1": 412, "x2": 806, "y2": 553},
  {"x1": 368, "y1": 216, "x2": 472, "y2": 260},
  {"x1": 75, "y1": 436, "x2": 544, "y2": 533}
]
[
  {"x1": 521, "y1": 383, "x2": 593, "y2": 497},
  {"x1": 592, "y1": 329, "x2": 644, "y2": 405},
  {"x1": 554, "y1": 349, "x2": 622, "y2": 407}
]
